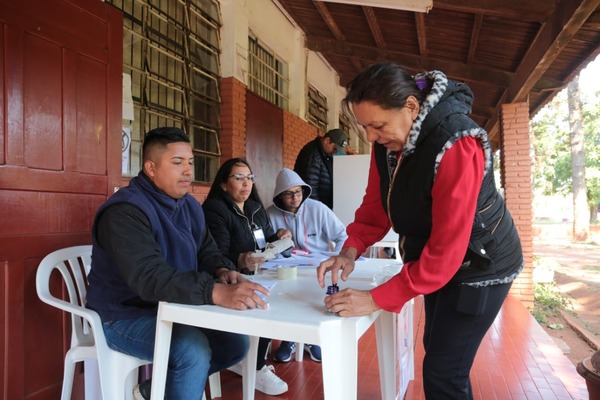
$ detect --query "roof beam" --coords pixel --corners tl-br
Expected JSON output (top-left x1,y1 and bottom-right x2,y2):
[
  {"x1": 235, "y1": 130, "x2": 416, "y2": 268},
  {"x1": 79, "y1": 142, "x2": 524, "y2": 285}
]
[
  {"x1": 313, "y1": 0, "x2": 345, "y2": 40},
  {"x1": 415, "y1": 12, "x2": 428, "y2": 56},
  {"x1": 484, "y1": 0, "x2": 599, "y2": 135},
  {"x1": 305, "y1": 36, "x2": 513, "y2": 86},
  {"x1": 434, "y1": 0, "x2": 554, "y2": 21},
  {"x1": 362, "y1": 7, "x2": 386, "y2": 49},
  {"x1": 313, "y1": 1, "x2": 363, "y2": 74},
  {"x1": 467, "y1": 14, "x2": 483, "y2": 63}
]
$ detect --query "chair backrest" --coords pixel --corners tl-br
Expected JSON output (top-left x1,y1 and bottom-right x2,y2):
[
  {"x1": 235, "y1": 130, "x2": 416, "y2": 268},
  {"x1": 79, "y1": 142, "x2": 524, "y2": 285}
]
[{"x1": 36, "y1": 245, "x2": 95, "y2": 348}]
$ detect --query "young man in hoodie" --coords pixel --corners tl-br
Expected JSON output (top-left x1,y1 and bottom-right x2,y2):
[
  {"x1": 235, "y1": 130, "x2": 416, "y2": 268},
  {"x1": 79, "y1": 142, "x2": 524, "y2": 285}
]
[{"x1": 266, "y1": 168, "x2": 348, "y2": 362}]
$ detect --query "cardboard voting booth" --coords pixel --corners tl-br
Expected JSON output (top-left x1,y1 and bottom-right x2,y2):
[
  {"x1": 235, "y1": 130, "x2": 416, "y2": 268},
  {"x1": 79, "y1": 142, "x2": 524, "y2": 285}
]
[{"x1": 333, "y1": 154, "x2": 414, "y2": 399}]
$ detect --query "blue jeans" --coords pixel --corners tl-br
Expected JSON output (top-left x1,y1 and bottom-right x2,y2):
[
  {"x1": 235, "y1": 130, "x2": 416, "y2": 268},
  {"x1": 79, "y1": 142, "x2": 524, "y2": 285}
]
[{"x1": 103, "y1": 315, "x2": 249, "y2": 400}]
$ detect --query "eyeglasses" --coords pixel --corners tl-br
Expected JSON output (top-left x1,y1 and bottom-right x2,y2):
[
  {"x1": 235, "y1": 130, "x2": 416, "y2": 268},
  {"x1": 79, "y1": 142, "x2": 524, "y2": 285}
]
[
  {"x1": 281, "y1": 188, "x2": 303, "y2": 199},
  {"x1": 228, "y1": 173, "x2": 255, "y2": 182}
]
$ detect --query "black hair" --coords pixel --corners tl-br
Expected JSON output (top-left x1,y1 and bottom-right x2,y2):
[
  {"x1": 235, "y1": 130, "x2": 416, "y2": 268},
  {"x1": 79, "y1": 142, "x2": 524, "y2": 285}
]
[
  {"x1": 342, "y1": 62, "x2": 431, "y2": 112},
  {"x1": 142, "y1": 127, "x2": 190, "y2": 161},
  {"x1": 206, "y1": 157, "x2": 265, "y2": 206}
]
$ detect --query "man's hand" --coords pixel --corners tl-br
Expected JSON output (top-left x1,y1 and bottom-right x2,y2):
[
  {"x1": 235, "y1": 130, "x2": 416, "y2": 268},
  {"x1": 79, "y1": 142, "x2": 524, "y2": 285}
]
[
  {"x1": 215, "y1": 268, "x2": 244, "y2": 284},
  {"x1": 324, "y1": 288, "x2": 380, "y2": 317},
  {"x1": 212, "y1": 281, "x2": 270, "y2": 310},
  {"x1": 316, "y1": 247, "x2": 358, "y2": 288}
]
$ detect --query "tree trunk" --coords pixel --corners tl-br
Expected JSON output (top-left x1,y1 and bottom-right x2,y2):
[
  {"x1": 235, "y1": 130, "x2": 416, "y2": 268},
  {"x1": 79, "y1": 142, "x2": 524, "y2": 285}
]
[{"x1": 567, "y1": 76, "x2": 590, "y2": 242}]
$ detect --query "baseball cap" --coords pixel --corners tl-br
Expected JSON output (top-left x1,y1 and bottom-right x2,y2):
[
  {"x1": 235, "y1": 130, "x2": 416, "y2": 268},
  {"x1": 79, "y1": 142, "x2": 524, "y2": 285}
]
[{"x1": 325, "y1": 129, "x2": 348, "y2": 148}]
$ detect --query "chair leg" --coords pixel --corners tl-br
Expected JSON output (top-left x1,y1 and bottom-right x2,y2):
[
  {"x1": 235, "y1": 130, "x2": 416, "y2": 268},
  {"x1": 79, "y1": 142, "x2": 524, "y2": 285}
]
[
  {"x1": 208, "y1": 372, "x2": 221, "y2": 399},
  {"x1": 61, "y1": 355, "x2": 76, "y2": 400},
  {"x1": 295, "y1": 342, "x2": 304, "y2": 362}
]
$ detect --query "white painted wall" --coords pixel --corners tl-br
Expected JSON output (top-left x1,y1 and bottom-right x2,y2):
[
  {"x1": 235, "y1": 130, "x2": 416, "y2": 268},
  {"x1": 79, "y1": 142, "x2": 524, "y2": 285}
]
[{"x1": 220, "y1": 0, "x2": 346, "y2": 129}]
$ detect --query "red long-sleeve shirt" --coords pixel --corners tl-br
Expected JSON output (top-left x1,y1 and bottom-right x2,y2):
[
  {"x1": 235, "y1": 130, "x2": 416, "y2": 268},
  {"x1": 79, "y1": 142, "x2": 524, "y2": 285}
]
[{"x1": 345, "y1": 137, "x2": 484, "y2": 312}]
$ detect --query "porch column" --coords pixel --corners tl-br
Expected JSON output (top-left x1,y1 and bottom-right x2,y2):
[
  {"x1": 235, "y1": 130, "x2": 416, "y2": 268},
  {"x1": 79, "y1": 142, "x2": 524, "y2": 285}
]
[
  {"x1": 499, "y1": 102, "x2": 534, "y2": 308},
  {"x1": 220, "y1": 77, "x2": 247, "y2": 160}
]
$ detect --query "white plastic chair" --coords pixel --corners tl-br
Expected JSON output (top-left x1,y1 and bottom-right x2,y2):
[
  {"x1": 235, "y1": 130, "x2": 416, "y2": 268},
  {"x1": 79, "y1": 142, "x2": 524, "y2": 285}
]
[{"x1": 36, "y1": 245, "x2": 221, "y2": 400}]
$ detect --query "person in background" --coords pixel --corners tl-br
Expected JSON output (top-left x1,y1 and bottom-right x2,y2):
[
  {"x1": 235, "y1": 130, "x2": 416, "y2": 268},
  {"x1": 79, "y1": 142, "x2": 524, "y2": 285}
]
[
  {"x1": 203, "y1": 157, "x2": 291, "y2": 396},
  {"x1": 266, "y1": 167, "x2": 348, "y2": 363},
  {"x1": 317, "y1": 62, "x2": 523, "y2": 399},
  {"x1": 294, "y1": 128, "x2": 348, "y2": 209},
  {"x1": 86, "y1": 127, "x2": 266, "y2": 400}
]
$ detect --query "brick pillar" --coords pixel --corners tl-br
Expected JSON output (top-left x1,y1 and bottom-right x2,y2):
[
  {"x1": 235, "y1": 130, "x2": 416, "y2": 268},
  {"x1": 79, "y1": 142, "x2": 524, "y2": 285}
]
[
  {"x1": 282, "y1": 111, "x2": 320, "y2": 168},
  {"x1": 499, "y1": 102, "x2": 534, "y2": 308},
  {"x1": 220, "y1": 77, "x2": 247, "y2": 160}
]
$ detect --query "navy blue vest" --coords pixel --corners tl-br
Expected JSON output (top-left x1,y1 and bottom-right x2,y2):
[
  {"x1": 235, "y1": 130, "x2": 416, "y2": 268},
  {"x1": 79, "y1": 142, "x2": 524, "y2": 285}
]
[{"x1": 86, "y1": 172, "x2": 206, "y2": 321}]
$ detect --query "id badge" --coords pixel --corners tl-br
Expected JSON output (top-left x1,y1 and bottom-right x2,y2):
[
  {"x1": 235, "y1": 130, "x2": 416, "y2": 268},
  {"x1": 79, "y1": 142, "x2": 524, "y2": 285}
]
[{"x1": 252, "y1": 225, "x2": 267, "y2": 250}]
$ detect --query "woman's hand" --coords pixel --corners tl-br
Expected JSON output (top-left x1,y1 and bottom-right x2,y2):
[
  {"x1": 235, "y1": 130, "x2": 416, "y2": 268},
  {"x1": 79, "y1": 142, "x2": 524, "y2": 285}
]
[
  {"x1": 238, "y1": 251, "x2": 265, "y2": 273},
  {"x1": 276, "y1": 228, "x2": 292, "y2": 240},
  {"x1": 212, "y1": 280, "x2": 270, "y2": 310},
  {"x1": 324, "y1": 288, "x2": 380, "y2": 317},
  {"x1": 316, "y1": 247, "x2": 358, "y2": 288}
]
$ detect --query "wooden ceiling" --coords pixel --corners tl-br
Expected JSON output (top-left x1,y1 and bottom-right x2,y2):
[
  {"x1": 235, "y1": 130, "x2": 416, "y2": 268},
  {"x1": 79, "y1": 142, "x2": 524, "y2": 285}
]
[{"x1": 278, "y1": 0, "x2": 600, "y2": 148}]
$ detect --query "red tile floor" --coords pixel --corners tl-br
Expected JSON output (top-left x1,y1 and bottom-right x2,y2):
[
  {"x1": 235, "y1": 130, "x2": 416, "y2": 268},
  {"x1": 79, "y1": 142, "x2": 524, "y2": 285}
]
[{"x1": 213, "y1": 295, "x2": 589, "y2": 399}]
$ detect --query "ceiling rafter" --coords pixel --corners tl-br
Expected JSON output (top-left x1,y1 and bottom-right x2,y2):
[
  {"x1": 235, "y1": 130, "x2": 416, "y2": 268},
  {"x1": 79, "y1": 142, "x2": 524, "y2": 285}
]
[
  {"x1": 312, "y1": 1, "x2": 363, "y2": 74},
  {"x1": 434, "y1": 0, "x2": 554, "y2": 21},
  {"x1": 362, "y1": 6, "x2": 386, "y2": 49},
  {"x1": 415, "y1": 13, "x2": 428, "y2": 56},
  {"x1": 313, "y1": 0, "x2": 345, "y2": 40},
  {"x1": 305, "y1": 36, "x2": 514, "y2": 87},
  {"x1": 279, "y1": 0, "x2": 600, "y2": 150},
  {"x1": 467, "y1": 14, "x2": 483, "y2": 63},
  {"x1": 484, "y1": 0, "x2": 600, "y2": 136}
]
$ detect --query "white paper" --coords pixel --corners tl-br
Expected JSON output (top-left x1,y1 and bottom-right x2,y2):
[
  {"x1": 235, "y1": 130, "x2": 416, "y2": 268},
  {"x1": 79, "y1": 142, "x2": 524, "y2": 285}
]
[
  {"x1": 262, "y1": 252, "x2": 367, "y2": 270},
  {"x1": 122, "y1": 73, "x2": 135, "y2": 120},
  {"x1": 121, "y1": 127, "x2": 131, "y2": 175}
]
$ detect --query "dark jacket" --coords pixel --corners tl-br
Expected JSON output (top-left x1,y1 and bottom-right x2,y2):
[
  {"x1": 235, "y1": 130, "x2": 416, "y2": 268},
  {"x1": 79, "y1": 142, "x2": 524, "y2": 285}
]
[
  {"x1": 86, "y1": 172, "x2": 235, "y2": 323},
  {"x1": 374, "y1": 76, "x2": 522, "y2": 286},
  {"x1": 203, "y1": 191, "x2": 279, "y2": 268},
  {"x1": 294, "y1": 137, "x2": 334, "y2": 208}
]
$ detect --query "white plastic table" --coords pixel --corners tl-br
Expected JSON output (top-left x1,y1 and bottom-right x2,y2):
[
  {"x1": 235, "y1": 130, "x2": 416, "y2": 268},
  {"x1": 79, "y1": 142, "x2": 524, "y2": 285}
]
[{"x1": 150, "y1": 258, "x2": 406, "y2": 400}]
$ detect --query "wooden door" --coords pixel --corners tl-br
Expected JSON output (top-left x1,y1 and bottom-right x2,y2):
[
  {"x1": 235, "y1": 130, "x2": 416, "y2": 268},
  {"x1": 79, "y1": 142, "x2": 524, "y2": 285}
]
[
  {"x1": 245, "y1": 92, "x2": 284, "y2": 208},
  {"x1": 0, "y1": 0, "x2": 122, "y2": 398}
]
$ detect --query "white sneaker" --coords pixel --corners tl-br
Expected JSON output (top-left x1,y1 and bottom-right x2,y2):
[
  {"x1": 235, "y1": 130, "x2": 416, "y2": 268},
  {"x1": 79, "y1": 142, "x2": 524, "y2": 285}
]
[{"x1": 255, "y1": 364, "x2": 288, "y2": 395}]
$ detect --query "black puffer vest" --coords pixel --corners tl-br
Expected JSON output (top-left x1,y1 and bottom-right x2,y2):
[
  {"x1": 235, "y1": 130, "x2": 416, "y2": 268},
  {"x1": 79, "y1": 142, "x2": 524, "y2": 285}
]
[{"x1": 375, "y1": 79, "x2": 522, "y2": 285}]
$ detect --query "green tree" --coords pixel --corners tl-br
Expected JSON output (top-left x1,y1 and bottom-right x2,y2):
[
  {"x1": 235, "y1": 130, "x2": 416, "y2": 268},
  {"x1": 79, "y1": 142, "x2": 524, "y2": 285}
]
[
  {"x1": 567, "y1": 76, "x2": 589, "y2": 241},
  {"x1": 531, "y1": 78, "x2": 600, "y2": 228}
]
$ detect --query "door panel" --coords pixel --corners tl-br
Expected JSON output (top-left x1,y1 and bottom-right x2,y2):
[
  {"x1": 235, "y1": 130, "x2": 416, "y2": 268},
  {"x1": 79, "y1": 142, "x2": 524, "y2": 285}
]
[
  {"x1": 245, "y1": 91, "x2": 283, "y2": 208},
  {"x1": 0, "y1": 0, "x2": 123, "y2": 398}
]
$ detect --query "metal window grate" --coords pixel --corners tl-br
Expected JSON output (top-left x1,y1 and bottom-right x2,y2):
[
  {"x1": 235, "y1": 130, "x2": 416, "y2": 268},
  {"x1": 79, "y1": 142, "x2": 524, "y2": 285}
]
[
  {"x1": 107, "y1": 0, "x2": 222, "y2": 182},
  {"x1": 248, "y1": 35, "x2": 289, "y2": 110},
  {"x1": 307, "y1": 85, "x2": 328, "y2": 131}
]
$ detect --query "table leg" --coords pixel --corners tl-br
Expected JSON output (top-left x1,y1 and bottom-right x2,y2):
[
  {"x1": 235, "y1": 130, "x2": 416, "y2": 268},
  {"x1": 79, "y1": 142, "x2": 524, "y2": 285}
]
[
  {"x1": 150, "y1": 315, "x2": 173, "y2": 400},
  {"x1": 321, "y1": 323, "x2": 358, "y2": 400},
  {"x1": 376, "y1": 311, "x2": 397, "y2": 400},
  {"x1": 242, "y1": 336, "x2": 259, "y2": 400}
]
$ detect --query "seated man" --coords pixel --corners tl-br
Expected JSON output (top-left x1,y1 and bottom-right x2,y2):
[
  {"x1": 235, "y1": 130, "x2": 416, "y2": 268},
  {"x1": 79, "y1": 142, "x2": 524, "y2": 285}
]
[
  {"x1": 86, "y1": 127, "x2": 269, "y2": 400},
  {"x1": 266, "y1": 168, "x2": 348, "y2": 363}
]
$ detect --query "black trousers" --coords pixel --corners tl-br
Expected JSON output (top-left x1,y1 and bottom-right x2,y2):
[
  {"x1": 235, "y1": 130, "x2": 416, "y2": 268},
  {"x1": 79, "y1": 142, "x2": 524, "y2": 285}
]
[
  {"x1": 257, "y1": 337, "x2": 270, "y2": 370},
  {"x1": 422, "y1": 281, "x2": 513, "y2": 399}
]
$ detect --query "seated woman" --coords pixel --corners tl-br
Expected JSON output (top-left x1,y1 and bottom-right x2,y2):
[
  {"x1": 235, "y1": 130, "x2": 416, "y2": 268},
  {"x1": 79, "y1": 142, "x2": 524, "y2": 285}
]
[{"x1": 203, "y1": 157, "x2": 291, "y2": 396}]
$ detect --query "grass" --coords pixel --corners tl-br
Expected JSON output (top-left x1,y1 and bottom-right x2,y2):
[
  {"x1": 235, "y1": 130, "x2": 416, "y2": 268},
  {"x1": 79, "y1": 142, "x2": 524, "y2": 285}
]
[{"x1": 531, "y1": 281, "x2": 572, "y2": 325}]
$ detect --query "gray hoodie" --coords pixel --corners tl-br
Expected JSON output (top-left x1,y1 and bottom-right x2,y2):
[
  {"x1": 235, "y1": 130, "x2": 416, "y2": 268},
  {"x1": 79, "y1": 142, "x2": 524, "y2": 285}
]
[{"x1": 267, "y1": 168, "x2": 347, "y2": 253}]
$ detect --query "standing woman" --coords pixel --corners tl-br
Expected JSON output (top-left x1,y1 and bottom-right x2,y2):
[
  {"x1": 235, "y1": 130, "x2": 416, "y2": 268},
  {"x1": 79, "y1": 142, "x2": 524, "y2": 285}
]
[
  {"x1": 317, "y1": 62, "x2": 523, "y2": 399},
  {"x1": 203, "y1": 157, "x2": 291, "y2": 396}
]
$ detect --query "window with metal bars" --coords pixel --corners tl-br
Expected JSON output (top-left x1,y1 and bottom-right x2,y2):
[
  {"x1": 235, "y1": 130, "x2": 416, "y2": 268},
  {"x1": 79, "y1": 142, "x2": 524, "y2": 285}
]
[
  {"x1": 106, "y1": 0, "x2": 222, "y2": 182},
  {"x1": 338, "y1": 113, "x2": 352, "y2": 137},
  {"x1": 307, "y1": 85, "x2": 328, "y2": 131},
  {"x1": 247, "y1": 35, "x2": 289, "y2": 110}
]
